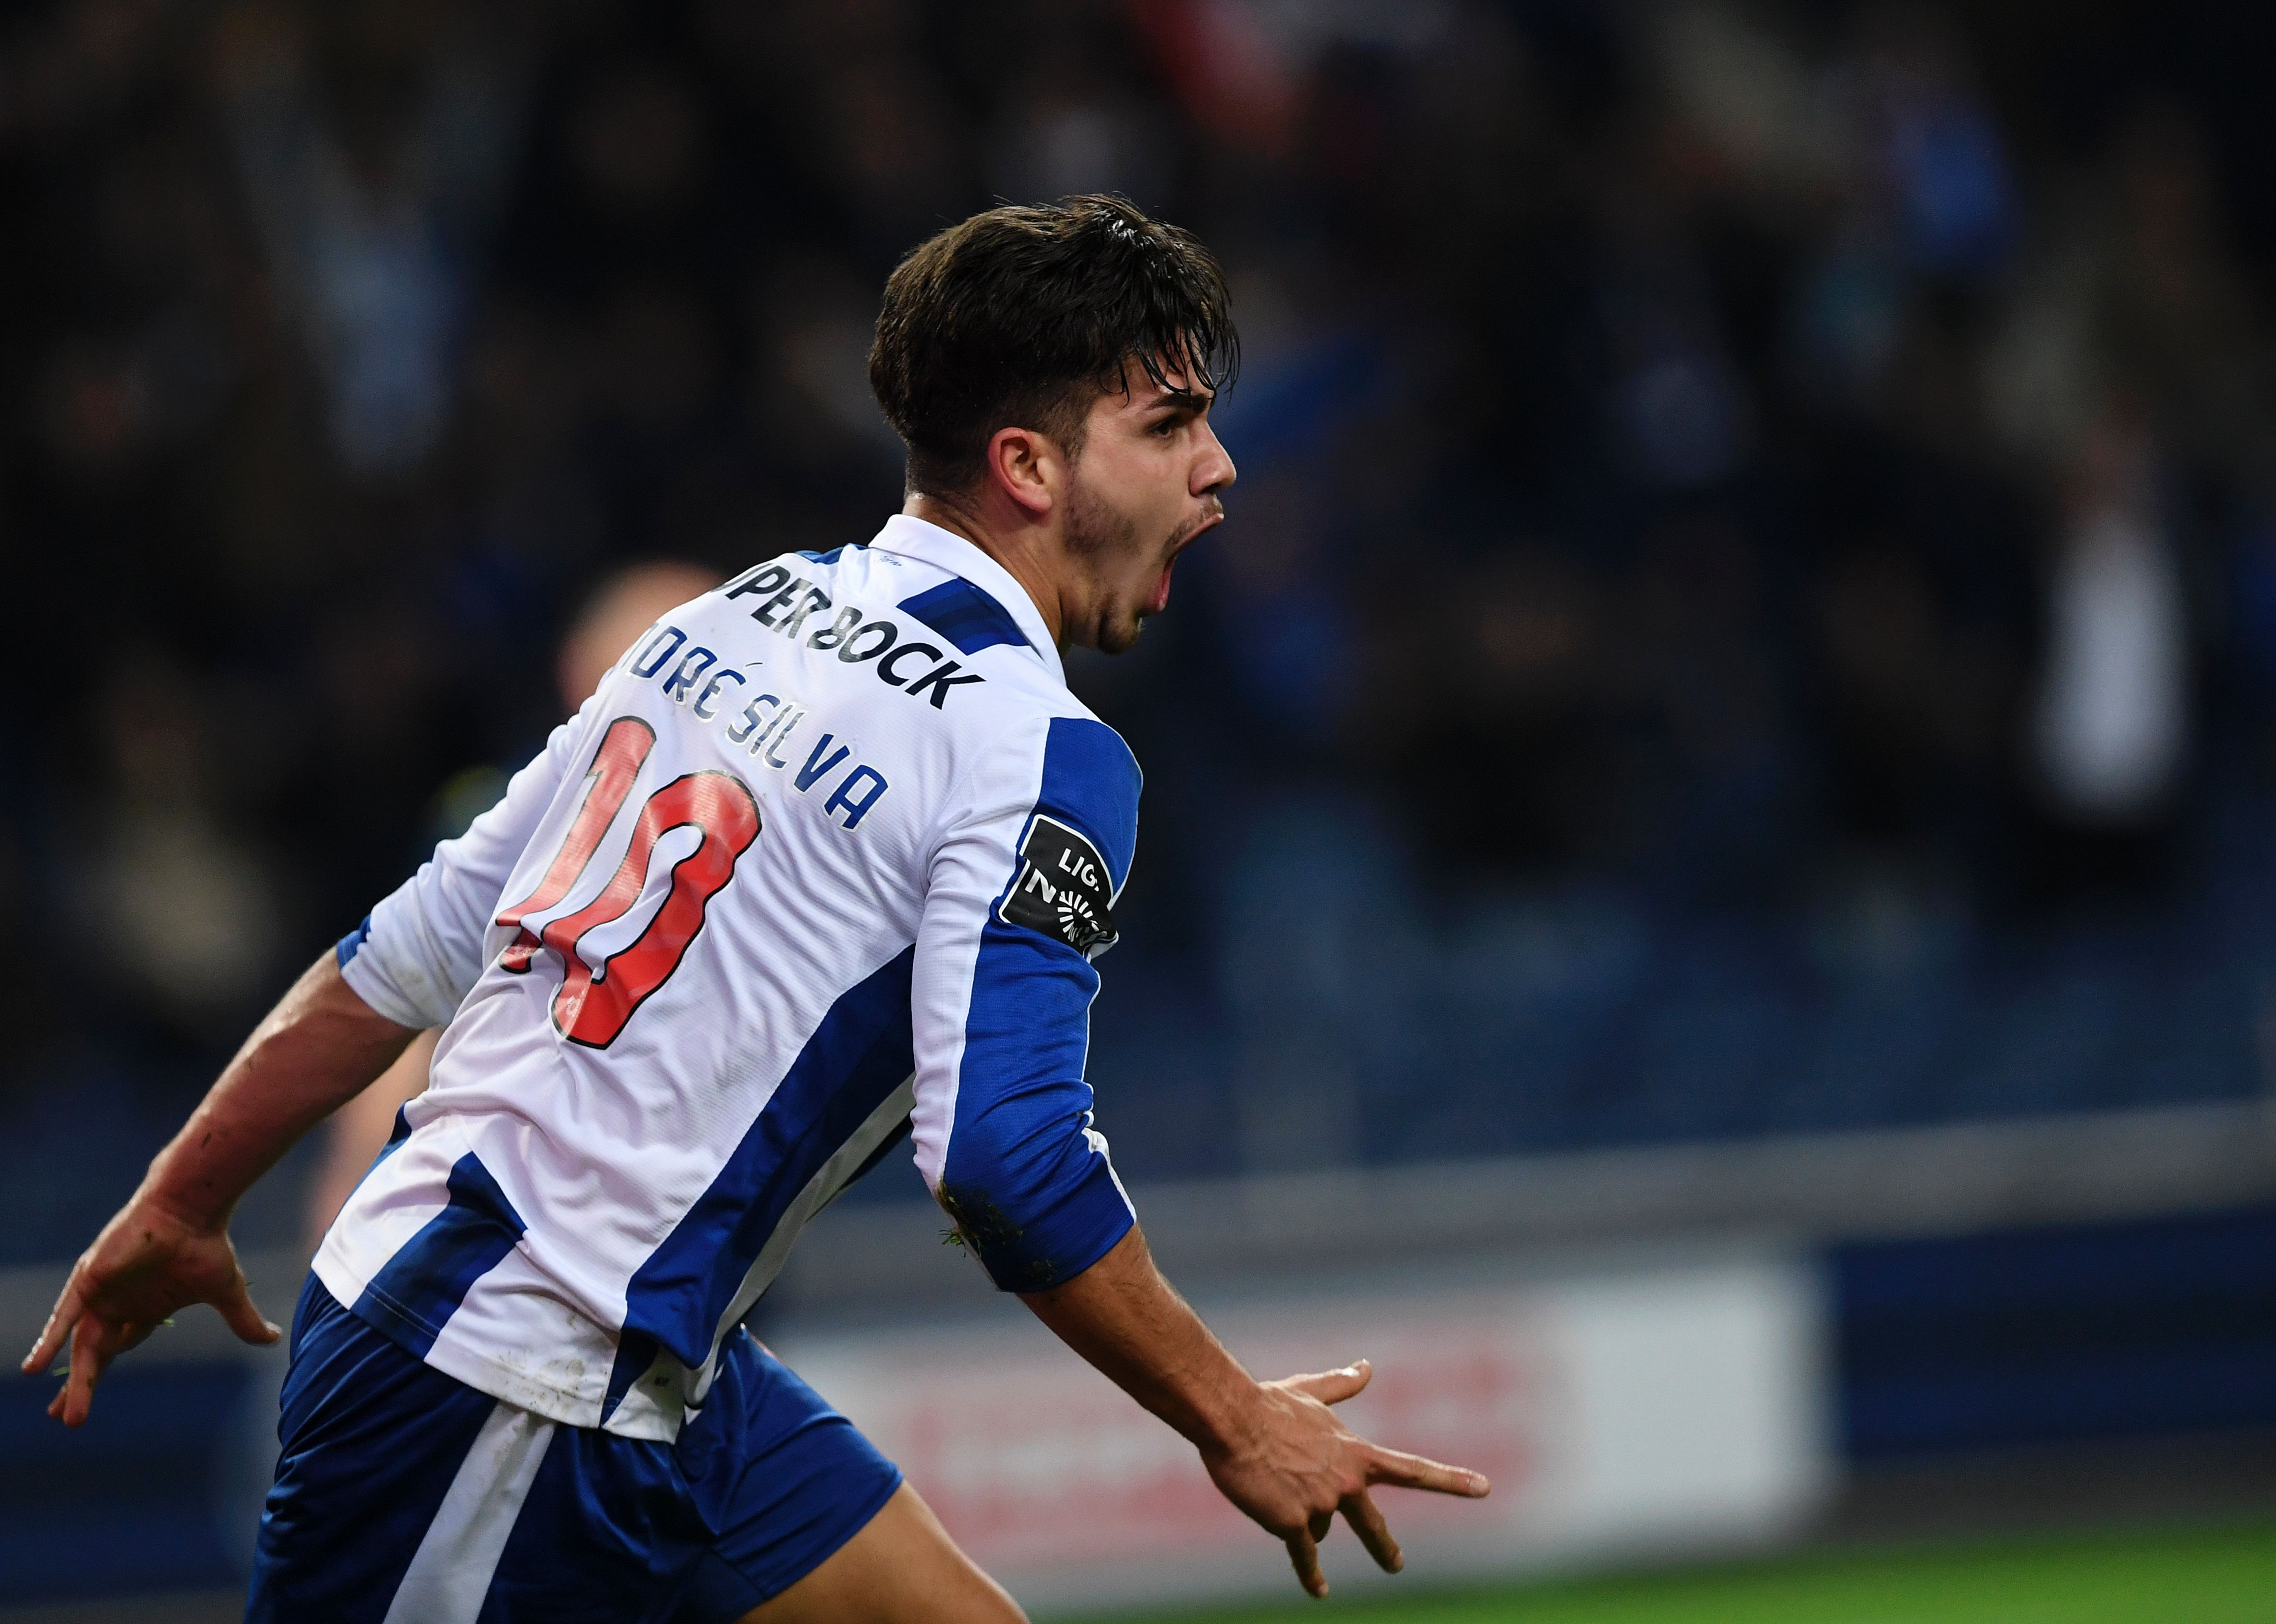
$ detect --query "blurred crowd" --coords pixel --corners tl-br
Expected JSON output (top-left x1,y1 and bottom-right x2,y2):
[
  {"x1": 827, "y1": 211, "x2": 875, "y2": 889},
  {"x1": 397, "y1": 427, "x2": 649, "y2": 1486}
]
[{"x1": 8, "y1": 0, "x2": 2276, "y2": 1227}]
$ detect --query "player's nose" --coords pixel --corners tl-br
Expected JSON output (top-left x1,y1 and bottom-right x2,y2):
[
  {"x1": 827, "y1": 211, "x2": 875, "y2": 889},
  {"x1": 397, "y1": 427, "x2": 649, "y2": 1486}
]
[{"x1": 1193, "y1": 417, "x2": 1237, "y2": 495}]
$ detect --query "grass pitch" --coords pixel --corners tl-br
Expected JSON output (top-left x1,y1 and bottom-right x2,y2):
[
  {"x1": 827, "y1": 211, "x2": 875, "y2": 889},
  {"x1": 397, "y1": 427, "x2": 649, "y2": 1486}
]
[{"x1": 1111, "y1": 1521, "x2": 2276, "y2": 1623}]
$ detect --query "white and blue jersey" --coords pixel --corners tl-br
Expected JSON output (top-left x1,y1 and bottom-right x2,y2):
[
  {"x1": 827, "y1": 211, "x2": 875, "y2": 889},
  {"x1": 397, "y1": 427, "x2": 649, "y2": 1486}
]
[{"x1": 321, "y1": 514, "x2": 1139, "y2": 1443}]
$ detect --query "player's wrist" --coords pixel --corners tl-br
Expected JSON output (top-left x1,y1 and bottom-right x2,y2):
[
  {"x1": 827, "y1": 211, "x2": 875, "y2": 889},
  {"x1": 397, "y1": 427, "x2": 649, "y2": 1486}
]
[
  {"x1": 1188, "y1": 1372, "x2": 1279, "y2": 1461},
  {"x1": 136, "y1": 1148, "x2": 240, "y2": 1237}
]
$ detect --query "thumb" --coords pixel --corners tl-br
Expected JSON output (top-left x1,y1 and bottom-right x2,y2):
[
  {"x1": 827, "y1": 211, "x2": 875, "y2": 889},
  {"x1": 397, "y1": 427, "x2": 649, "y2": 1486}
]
[
  {"x1": 212, "y1": 1275, "x2": 283, "y2": 1347},
  {"x1": 1285, "y1": 1358, "x2": 1371, "y2": 1406}
]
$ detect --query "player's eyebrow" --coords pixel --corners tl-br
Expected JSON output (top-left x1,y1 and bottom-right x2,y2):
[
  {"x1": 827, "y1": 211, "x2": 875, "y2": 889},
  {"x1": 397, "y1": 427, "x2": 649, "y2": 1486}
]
[{"x1": 1144, "y1": 386, "x2": 1213, "y2": 416}]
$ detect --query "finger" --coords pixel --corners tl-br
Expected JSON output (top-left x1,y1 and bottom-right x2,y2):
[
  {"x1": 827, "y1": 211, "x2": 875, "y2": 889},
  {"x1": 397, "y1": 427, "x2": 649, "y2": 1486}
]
[
  {"x1": 1309, "y1": 1508, "x2": 1332, "y2": 1542},
  {"x1": 1367, "y1": 1444, "x2": 1491, "y2": 1498},
  {"x1": 1283, "y1": 1359, "x2": 1372, "y2": 1407},
  {"x1": 1342, "y1": 1489, "x2": 1403, "y2": 1574},
  {"x1": 212, "y1": 1274, "x2": 283, "y2": 1347},
  {"x1": 61, "y1": 1319, "x2": 104, "y2": 1428},
  {"x1": 23, "y1": 1283, "x2": 84, "y2": 1375},
  {"x1": 1283, "y1": 1527, "x2": 1328, "y2": 1599}
]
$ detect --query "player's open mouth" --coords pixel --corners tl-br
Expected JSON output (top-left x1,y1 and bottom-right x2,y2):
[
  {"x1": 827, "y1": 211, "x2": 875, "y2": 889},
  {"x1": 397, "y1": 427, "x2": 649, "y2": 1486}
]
[
  {"x1": 1150, "y1": 559, "x2": 1175, "y2": 614},
  {"x1": 1150, "y1": 507, "x2": 1221, "y2": 614}
]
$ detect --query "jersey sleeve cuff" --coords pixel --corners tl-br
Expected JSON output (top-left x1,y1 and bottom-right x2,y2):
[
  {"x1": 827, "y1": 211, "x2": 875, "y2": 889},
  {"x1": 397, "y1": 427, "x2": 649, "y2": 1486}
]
[
  {"x1": 335, "y1": 915, "x2": 374, "y2": 969},
  {"x1": 947, "y1": 1154, "x2": 1135, "y2": 1294},
  {"x1": 337, "y1": 926, "x2": 449, "y2": 1030}
]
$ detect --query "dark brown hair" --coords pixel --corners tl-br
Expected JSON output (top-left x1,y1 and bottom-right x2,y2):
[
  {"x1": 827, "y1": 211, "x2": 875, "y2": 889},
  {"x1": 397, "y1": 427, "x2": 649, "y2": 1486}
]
[{"x1": 869, "y1": 195, "x2": 1238, "y2": 497}]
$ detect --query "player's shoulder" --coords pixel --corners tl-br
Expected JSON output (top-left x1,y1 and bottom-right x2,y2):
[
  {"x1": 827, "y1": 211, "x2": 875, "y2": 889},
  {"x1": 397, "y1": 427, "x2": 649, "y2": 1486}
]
[
  {"x1": 1018, "y1": 705, "x2": 1140, "y2": 894},
  {"x1": 707, "y1": 536, "x2": 1132, "y2": 763},
  {"x1": 703, "y1": 545, "x2": 1114, "y2": 743},
  {"x1": 902, "y1": 606, "x2": 1139, "y2": 854},
  {"x1": 704, "y1": 546, "x2": 1037, "y2": 712}
]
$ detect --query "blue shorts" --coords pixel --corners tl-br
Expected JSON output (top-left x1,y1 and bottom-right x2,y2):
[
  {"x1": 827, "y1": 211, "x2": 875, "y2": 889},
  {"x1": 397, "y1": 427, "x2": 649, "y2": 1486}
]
[{"x1": 246, "y1": 1275, "x2": 901, "y2": 1623}]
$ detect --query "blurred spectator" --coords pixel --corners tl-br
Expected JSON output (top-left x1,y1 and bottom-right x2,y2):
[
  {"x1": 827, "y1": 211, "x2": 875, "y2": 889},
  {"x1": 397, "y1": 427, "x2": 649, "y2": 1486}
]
[
  {"x1": 2025, "y1": 414, "x2": 2191, "y2": 899},
  {"x1": 1365, "y1": 540, "x2": 1614, "y2": 875},
  {"x1": 1854, "y1": 3, "x2": 2015, "y2": 282},
  {"x1": 218, "y1": 0, "x2": 532, "y2": 476},
  {"x1": 1623, "y1": 512, "x2": 1801, "y2": 897},
  {"x1": 1811, "y1": 531, "x2": 2011, "y2": 871},
  {"x1": 84, "y1": 651, "x2": 283, "y2": 1041}
]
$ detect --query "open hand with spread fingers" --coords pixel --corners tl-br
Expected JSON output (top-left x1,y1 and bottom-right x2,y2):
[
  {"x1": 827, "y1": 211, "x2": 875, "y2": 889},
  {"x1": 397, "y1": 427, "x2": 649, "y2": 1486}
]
[
  {"x1": 21, "y1": 954, "x2": 412, "y2": 1430},
  {"x1": 20, "y1": 1191, "x2": 280, "y2": 1428},
  {"x1": 1200, "y1": 1359, "x2": 1490, "y2": 1598},
  {"x1": 1021, "y1": 1229, "x2": 1493, "y2": 1601}
]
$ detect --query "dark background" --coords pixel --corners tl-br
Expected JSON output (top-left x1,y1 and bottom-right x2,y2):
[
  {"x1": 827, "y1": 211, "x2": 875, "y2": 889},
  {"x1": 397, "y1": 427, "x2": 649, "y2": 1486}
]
[{"x1": 10, "y1": 0, "x2": 2276, "y2": 1219}]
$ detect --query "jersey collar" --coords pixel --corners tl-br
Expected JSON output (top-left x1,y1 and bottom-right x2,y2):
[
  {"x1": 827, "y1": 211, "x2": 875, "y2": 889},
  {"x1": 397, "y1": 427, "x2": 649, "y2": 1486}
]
[{"x1": 870, "y1": 514, "x2": 1065, "y2": 687}]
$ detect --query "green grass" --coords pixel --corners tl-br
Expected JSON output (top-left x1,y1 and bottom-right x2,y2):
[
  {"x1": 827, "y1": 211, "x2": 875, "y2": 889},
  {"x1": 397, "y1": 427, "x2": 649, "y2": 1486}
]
[{"x1": 1109, "y1": 1522, "x2": 2276, "y2": 1624}]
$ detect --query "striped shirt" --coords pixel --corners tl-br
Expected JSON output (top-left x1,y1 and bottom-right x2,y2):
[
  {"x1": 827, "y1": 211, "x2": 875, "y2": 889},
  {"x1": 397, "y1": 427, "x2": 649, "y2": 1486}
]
[{"x1": 323, "y1": 515, "x2": 1138, "y2": 1441}]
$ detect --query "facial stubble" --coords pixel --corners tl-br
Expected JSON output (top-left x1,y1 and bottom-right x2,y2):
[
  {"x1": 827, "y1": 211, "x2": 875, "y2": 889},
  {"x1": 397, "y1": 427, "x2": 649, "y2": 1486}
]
[{"x1": 1062, "y1": 472, "x2": 1153, "y2": 655}]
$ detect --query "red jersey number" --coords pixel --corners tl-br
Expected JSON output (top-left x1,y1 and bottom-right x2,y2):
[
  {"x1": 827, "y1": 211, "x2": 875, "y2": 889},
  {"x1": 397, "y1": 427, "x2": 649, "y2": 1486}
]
[{"x1": 493, "y1": 718, "x2": 762, "y2": 1047}]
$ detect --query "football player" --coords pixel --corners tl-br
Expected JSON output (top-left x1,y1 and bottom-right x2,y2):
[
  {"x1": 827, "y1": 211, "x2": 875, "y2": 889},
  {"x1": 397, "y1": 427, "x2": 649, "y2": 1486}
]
[{"x1": 30, "y1": 196, "x2": 1486, "y2": 1623}]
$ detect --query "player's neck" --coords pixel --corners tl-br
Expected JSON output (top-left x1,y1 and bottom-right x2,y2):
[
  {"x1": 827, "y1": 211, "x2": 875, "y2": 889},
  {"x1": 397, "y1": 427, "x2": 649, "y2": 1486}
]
[{"x1": 901, "y1": 492, "x2": 1069, "y2": 647}]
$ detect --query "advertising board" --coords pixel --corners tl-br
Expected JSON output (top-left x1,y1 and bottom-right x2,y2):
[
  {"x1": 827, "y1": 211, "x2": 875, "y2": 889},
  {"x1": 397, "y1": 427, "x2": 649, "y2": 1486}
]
[{"x1": 774, "y1": 1251, "x2": 1829, "y2": 1611}]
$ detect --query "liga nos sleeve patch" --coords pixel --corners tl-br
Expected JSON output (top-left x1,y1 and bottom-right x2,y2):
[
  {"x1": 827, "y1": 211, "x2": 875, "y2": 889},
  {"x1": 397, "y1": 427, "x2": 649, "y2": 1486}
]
[{"x1": 999, "y1": 814, "x2": 1119, "y2": 958}]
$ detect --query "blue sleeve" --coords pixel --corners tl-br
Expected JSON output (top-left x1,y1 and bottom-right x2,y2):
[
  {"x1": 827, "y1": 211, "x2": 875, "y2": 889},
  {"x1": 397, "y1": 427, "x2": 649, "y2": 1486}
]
[{"x1": 914, "y1": 717, "x2": 1141, "y2": 1293}]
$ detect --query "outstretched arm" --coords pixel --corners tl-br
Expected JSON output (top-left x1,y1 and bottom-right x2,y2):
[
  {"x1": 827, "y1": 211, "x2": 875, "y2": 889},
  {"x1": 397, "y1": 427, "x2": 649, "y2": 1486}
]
[
  {"x1": 1019, "y1": 1227, "x2": 1489, "y2": 1598},
  {"x1": 26, "y1": 697, "x2": 616, "y2": 1426},
  {"x1": 908, "y1": 727, "x2": 1485, "y2": 1593},
  {"x1": 21, "y1": 953, "x2": 417, "y2": 1425}
]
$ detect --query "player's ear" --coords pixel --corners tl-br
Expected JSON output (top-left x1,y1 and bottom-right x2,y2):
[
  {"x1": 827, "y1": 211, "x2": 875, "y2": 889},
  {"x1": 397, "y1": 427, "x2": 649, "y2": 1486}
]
[{"x1": 985, "y1": 424, "x2": 1057, "y2": 520}]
